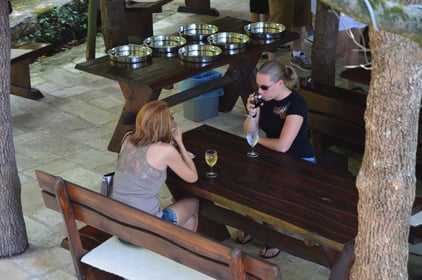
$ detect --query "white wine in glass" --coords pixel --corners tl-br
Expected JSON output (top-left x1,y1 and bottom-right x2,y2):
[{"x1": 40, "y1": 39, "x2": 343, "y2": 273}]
[
  {"x1": 205, "y1": 149, "x2": 218, "y2": 178},
  {"x1": 246, "y1": 131, "x2": 259, "y2": 157}
]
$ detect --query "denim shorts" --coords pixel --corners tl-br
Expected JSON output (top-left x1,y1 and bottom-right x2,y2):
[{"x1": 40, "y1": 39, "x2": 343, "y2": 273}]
[
  {"x1": 161, "y1": 208, "x2": 178, "y2": 224},
  {"x1": 302, "y1": 156, "x2": 317, "y2": 163}
]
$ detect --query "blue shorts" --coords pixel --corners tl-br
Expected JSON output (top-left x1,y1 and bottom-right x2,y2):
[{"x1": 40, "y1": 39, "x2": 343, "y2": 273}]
[
  {"x1": 302, "y1": 156, "x2": 317, "y2": 163},
  {"x1": 161, "y1": 208, "x2": 178, "y2": 224}
]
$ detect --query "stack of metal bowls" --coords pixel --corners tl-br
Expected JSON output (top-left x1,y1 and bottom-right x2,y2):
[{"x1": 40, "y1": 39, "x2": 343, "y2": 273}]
[
  {"x1": 177, "y1": 23, "x2": 222, "y2": 66},
  {"x1": 143, "y1": 35, "x2": 187, "y2": 58},
  {"x1": 177, "y1": 23, "x2": 219, "y2": 41},
  {"x1": 107, "y1": 44, "x2": 153, "y2": 64},
  {"x1": 244, "y1": 22, "x2": 286, "y2": 44},
  {"x1": 207, "y1": 32, "x2": 250, "y2": 55}
]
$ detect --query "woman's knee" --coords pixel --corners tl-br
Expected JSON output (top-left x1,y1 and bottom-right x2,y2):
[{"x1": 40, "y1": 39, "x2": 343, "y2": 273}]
[{"x1": 187, "y1": 197, "x2": 199, "y2": 213}]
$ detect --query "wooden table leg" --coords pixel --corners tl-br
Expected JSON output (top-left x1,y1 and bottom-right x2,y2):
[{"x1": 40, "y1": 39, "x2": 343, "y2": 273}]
[
  {"x1": 177, "y1": 0, "x2": 219, "y2": 16},
  {"x1": 108, "y1": 83, "x2": 160, "y2": 153},
  {"x1": 328, "y1": 240, "x2": 355, "y2": 280}
]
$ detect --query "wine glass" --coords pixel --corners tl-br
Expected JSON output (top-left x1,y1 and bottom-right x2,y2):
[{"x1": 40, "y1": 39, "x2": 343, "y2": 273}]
[
  {"x1": 205, "y1": 149, "x2": 218, "y2": 178},
  {"x1": 246, "y1": 131, "x2": 259, "y2": 157}
]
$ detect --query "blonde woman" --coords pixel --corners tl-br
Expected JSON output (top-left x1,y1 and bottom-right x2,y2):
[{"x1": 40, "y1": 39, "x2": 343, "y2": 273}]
[{"x1": 239, "y1": 61, "x2": 315, "y2": 258}]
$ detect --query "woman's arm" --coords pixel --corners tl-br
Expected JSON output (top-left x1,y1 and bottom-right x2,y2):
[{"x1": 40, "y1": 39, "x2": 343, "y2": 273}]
[
  {"x1": 166, "y1": 123, "x2": 198, "y2": 183},
  {"x1": 243, "y1": 93, "x2": 260, "y2": 133},
  {"x1": 258, "y1": 114, "x2": 303, "y2": 153}
]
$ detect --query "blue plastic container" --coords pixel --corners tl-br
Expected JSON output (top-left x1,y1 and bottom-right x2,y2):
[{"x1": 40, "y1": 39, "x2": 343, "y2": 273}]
[{"x1": 180, "y1": 70, "x2": 224, "y2": 121}]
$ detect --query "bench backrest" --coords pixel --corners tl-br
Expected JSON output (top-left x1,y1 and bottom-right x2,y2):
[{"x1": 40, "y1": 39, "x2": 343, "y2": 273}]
[
  {"x1": 298, "y1": 82, "x2": 422, "y2": 178},
  {"x1": 299, "y1": 82, "x2": 366, "y2": 155},
  {"x1": 36, "y1": 170, "x2": 280, "y2": 280}
]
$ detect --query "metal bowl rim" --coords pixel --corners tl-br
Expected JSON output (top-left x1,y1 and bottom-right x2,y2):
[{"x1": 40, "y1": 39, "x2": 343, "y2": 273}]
[
  {"x1": 207, "y1": 32, "x2": 250, "y2": 48},
  {"x1": 143, "y1": 35, "x2": 187, "y2": 53},
  {"x1": 177, "y1": 23, "x2": 219, "y2": 38},
  {"x1": 143, "y1": 35, "x2": 187, "y2": 46},
  {"x1": 107, "y1": 44, "x2": 153, "y2": 63},
  {"x1": 244, "y1": 22, "x2": 286, "y2": 38},
  {"x1": 178, "y1": 44, "x2": 222, "y2": 63}
]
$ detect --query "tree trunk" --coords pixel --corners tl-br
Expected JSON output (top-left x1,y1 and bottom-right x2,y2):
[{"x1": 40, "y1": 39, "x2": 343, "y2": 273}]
[
  {"x1": 100, "y1": 0, "x2": 128, "y2": 52},
  {"x1": 0, "y1": 1, "x2": 28, "y2": 257},
  {"x1": 350, "y1": 28, "x2": 422, "y2": 279},
  {"x1": 311, "y1": 2, "x2": 338, "y2": 85}
]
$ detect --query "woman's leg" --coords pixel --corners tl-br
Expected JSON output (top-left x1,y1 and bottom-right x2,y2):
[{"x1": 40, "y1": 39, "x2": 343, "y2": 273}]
[
  {"x1": 337, "y1": 28, "x2": 365, "y2": 89},
  {"x1": 344, "y1": 28, "x2": 364, "y2": 67},
  {"x1": 168, "y1": 197, "x2": 199, "y2": 231},
  {"x1": 250, "y1": 12, "x2": 259, "y2": 22},
  {"x1": 336, "y1": 29, "x2": 348, "y2": 59}
]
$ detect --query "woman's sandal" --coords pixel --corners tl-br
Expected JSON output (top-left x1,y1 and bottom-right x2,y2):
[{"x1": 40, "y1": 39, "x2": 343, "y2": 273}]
[
  {"x1": 260, "y1": 247, "x2": 281, "y2": 259},
  {"x1": 235, "y1": 233, "x2": 253, "y2": 244}
]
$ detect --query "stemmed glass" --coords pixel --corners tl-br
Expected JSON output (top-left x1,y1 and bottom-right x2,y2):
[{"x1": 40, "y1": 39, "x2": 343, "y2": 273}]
[
  {"x1": 205, "y1": 149, "x2": 218, "y2": 178},
  {"x1": 246, "y1": 131, "x2": 259, "y2": 158}
]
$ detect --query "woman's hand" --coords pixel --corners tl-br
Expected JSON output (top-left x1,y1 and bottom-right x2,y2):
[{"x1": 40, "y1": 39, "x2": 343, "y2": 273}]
[
  {"x1": 171, "y1": 121, "x2": 183, "y2": 145},
  {"x1": 246, "y1": 93, "x2": 257, "y2": 117}
]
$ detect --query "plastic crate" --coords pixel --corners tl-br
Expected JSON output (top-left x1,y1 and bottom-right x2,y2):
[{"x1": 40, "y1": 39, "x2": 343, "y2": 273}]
[{"x1": 180, "y1": 70, "x2": 224, "y2": 121}]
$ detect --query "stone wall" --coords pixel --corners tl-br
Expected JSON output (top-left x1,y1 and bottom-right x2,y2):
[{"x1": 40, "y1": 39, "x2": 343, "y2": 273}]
[{"x1": 9, "y1": 0, "x2": 72, "y2": 42}]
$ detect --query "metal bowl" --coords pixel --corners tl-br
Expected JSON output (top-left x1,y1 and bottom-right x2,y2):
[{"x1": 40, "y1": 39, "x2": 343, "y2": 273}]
[
  {"x1": 178, "y1": 44, "x2": 222, "y2": 63},
  {"x1": 177, "y1": 23, "x2": 219, "y2": 41},
  {"x1": 207, "y1": 32, "x2": 249, "y2": 51},
  {"x1": 143, "y1": 35, "x2": 186, "y2": 54},
  {"x1": 107, "y1": 44, "x2": 152, "y2": 63},
  {"x1": 244, "y1": 22, "x2": 285, "y2": 40}
]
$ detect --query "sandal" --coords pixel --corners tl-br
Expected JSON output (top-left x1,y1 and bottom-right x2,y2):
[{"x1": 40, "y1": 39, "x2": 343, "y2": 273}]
[
  {"x1": 260, "y1": 247, "x2": 281, "y2": 259},
  {"x1": 235, "y1": 233, "x2": 253, "y2": 244}
]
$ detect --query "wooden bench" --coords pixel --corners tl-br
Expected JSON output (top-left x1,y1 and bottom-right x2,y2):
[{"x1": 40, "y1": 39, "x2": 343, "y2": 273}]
[
  {"x1": 339, "y1": 67, "x2": 371, "y2": 87},
  {"x1": 298, "y1": 81, "x2": 422, "y2": 179},
  {"x1": 177, "y1": 0, "x2": 219, "y2": 16},
  {"x1": 86, "y1": 0, "x2": 173, "y2": 60},
  {"x1": 36, "y1": 170, "x2": 281, "y2": 280},
  {"x1": 11, "y1": 42, "x2": 53, "y2": 100},
  {"x1": 298, "y1": 81, "x2": 422, "y2": 244}
]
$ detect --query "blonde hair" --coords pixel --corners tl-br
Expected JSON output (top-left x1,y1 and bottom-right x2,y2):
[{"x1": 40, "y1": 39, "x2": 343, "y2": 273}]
[
  {"x1": 130, "y1": 100, "x2": 173, "y2": 146},
  {"x1": 258, "y1": 61, "x2": 299, "y2": 89}
]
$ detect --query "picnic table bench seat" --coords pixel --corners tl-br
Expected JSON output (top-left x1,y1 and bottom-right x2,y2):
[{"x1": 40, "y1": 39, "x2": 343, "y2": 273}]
[
  {"x1": 11, "y1": 42, "x2": 53, "y2": 100},
  {"x1": 36, "y1": 170, "x2": 281, "y2": 280}
]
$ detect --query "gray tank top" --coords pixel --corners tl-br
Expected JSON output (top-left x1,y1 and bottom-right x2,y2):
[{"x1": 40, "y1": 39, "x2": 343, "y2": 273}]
[{"x1": 111, "y1": 140, "x2": 166, "y2": 217}]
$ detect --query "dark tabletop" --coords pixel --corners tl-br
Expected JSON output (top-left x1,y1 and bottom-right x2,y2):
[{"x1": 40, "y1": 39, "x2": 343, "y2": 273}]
[{"x1": 166, "y1": 125, "x2": 359, "y2": 250}]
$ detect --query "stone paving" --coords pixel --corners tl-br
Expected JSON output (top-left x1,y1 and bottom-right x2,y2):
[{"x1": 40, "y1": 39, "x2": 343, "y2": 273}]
[{"x1": 3, "y1": 0, "x2": 422, "y2": 279}]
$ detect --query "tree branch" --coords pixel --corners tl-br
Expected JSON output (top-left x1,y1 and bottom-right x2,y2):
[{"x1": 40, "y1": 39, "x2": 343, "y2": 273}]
[{"x1": 320, "y1": 0, "x2": 422, "y2": 46}]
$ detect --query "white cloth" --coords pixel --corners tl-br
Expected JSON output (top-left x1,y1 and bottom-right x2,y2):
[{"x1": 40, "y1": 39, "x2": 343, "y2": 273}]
[
  {"x1": 338, "y1": 13, "x2": 367, "y2": 31},
  {"x1": 81, "y1": 236, "x2": 214, "y2": 280}
]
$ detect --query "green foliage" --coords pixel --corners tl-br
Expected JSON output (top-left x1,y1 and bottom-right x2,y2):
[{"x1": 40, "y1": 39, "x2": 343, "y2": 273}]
[
  {"x1": 29, "y1": 0, "x2": 88, "y2": 44},
  {"x1": 384, "y1": 5, "x2": 409, "y2": 22}
]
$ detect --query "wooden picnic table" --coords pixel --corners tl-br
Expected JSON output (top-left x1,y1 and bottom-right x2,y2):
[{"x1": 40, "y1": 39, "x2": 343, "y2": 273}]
[
  {"x1": 165, "y1": 124, "x2": 422, "y2": 279},
  {"x1": 75, "y1": 16, "x2": 299, "y2": 153}
]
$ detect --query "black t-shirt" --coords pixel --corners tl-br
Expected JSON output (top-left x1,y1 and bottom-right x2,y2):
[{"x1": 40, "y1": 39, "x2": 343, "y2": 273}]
[{"x1": 259, "y1": 91, "x2": 315, "y2": 158}]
